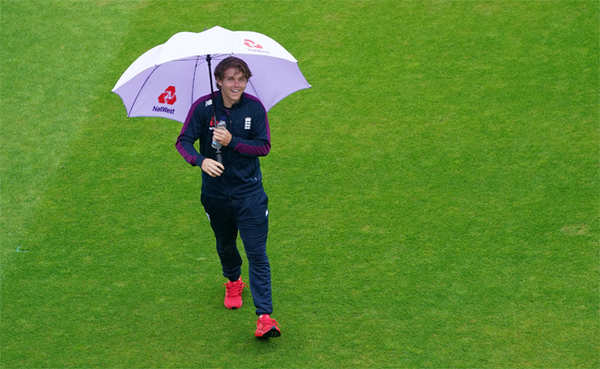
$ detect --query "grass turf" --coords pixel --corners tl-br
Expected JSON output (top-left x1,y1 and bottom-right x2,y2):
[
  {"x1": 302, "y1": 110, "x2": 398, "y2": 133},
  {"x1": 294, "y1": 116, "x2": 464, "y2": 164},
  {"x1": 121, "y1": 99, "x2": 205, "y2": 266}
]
[{"x1": 1, "y1": 0, "x2": 598, "y2": 368}]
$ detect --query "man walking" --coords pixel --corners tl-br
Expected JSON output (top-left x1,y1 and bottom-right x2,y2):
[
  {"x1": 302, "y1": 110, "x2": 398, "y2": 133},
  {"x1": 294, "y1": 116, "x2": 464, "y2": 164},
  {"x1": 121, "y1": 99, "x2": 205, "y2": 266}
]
[{"x1": 175, "y1": 57, "x2": 280, "y2": 338}]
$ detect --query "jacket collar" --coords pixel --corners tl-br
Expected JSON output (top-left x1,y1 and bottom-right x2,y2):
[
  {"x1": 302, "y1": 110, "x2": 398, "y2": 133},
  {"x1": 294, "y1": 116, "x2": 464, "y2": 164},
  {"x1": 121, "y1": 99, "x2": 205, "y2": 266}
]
[{"x1": 215, "y1": 91, "x2": 245, "y2": 111}]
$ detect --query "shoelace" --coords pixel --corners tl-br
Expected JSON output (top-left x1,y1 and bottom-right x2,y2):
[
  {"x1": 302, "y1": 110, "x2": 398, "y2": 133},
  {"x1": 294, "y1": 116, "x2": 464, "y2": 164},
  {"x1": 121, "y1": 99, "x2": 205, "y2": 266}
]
[
  {"x1": 225, "y1": 281, "x2": 245, "y2": 297},
  {"x1": 259, "y1": 316, "x2": 279, "y2": 328}
]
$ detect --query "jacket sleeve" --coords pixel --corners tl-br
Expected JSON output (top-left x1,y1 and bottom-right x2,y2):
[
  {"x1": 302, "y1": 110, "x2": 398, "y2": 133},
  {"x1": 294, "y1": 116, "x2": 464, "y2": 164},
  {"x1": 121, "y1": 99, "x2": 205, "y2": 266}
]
[
  {"x1": 229, "y1": 106, "x2": 271, "y2": 157},
  {"x1": 175, "y1": 104, "x2": 205, "y2": 166}
]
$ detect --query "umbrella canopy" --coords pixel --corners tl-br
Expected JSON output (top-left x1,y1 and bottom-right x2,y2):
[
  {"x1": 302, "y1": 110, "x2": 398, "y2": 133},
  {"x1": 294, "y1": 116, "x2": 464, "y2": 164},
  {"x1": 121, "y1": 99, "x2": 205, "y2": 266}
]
[{"x1": 112, "y1": 26, "x2": 310, "y2": 123}]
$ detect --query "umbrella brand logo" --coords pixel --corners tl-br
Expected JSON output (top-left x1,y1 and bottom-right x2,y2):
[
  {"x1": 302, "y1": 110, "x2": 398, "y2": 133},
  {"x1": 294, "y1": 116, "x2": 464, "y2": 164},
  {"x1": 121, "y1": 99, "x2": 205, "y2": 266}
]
[
  {"x1": 244, "y1": 39, "x2": 269, "y2": 54},
  {"x1": 158, "y1": 86, "x2": 177, "y2": 105},
  {"x1": 153, "y1": 86, "x2": 176, "y2": 115},
  {"x1": 244, "y1": 39, "x2": 263, "y2": 49}
]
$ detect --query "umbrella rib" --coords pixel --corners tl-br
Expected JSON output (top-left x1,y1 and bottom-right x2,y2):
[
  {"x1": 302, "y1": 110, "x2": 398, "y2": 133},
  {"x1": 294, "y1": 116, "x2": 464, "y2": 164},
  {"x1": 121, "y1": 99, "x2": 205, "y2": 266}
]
[
  {"x1": 191, "y1": 56, "x2": 200, "y2": 104},
  {"x1": 247, "y1": 78, "x2": 262, "y2": 103},
  {"x1": 128, "y1": 65, "x2": 159, "y2": 117}
]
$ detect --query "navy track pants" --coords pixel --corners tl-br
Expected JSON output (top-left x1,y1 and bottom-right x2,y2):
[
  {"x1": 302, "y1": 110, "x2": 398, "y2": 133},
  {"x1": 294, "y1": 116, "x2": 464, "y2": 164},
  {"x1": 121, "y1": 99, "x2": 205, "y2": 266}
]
[{"x1": 201, "y1": 190, "x2": 272, "y2": 315}]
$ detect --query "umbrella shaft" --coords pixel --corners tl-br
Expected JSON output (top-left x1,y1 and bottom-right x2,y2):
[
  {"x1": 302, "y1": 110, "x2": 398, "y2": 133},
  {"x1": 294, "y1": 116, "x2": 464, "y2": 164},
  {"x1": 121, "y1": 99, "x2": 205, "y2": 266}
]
[{"x1": 206, "y1": 54, "x2": 218, "y2": 121}]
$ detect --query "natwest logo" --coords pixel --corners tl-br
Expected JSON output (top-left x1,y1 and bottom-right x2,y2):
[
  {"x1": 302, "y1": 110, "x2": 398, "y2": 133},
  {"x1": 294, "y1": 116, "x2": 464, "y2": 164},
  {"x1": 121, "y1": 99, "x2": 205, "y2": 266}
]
[
  {"x1": 158, "y1": 85, "x2": 176, "y2": 105},
  {"x1": 244, "y1": 39, "x2": 263, "y2": 49}
]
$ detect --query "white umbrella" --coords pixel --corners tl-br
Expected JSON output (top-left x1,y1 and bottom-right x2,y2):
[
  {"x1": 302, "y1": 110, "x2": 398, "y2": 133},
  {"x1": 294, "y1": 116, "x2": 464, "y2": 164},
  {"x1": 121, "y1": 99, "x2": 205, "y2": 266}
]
[{"x1": 112, "y1": 26, "x2": 311, "y2": 123}]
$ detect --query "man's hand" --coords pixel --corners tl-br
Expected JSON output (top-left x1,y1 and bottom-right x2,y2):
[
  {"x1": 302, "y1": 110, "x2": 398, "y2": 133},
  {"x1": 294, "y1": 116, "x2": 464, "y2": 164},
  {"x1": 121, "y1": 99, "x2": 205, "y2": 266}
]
[
  {"x1": 201, "y1": 158, "x2": 224, "y2": 177},
  {"x1": 213, "y1": 127, "x2": 232, "y2": 147}
]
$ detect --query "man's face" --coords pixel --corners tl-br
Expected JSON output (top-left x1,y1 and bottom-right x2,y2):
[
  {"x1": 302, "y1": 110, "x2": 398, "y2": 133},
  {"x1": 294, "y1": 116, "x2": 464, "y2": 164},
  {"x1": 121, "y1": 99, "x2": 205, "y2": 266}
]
[{"x1": 217, "y1": 67, "x2": 248, "y2": 107}]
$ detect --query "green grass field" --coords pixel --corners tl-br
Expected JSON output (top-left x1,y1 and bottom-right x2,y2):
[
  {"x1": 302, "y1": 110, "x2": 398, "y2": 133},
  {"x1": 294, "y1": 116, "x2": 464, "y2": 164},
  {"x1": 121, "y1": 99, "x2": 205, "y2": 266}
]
[{"x1": 2, "y1": 0, "x2": 598, "y2": 368}]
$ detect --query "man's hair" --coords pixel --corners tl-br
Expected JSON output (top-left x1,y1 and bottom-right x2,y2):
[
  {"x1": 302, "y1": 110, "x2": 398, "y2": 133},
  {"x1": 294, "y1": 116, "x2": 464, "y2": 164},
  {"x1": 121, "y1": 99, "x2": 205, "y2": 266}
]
[{"x1": 214, "y1": 56, "x2": 252, "y2": 82}]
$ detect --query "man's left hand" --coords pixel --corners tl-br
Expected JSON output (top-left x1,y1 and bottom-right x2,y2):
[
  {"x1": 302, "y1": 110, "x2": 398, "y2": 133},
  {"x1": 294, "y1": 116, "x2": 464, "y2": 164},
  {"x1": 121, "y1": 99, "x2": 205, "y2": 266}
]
[{"x1": 213, "y1": 127, "x2": 232, "y2": 147}]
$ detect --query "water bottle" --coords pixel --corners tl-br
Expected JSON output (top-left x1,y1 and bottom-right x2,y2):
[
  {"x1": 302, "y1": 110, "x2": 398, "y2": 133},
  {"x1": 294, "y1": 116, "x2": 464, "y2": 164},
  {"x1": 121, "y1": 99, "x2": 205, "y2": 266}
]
[
  {"x1": 211, "y1": 120, "x2": 227, "y2": 150},
  {"x1": 212, "y1": 120, "x2": 226, "y2": 163}
]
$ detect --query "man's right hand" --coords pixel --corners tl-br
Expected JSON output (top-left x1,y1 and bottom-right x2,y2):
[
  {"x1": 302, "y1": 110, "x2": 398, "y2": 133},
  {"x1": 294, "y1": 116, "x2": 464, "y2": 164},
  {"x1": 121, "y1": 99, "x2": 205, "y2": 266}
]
[{"x1": 201, "y1": 158, "x2": 224, "y2": 177}]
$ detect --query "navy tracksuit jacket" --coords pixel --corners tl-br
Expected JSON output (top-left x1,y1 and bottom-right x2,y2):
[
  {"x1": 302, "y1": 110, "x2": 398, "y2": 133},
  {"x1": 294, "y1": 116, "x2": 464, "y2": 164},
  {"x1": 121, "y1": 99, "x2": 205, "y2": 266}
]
[{"x1": 176, "y1": 91, "x2": 274, "y2": 315}]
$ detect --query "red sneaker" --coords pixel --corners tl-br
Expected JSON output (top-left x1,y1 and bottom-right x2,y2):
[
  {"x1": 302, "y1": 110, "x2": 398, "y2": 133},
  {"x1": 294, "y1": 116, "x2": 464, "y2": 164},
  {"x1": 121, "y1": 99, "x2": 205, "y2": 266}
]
[
  {"x1": 224, "y1": 278, "x2": 245, "y2": 309},
  {"x1": 255, "y1": 314, "x2": 281, "y2": 338}
]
